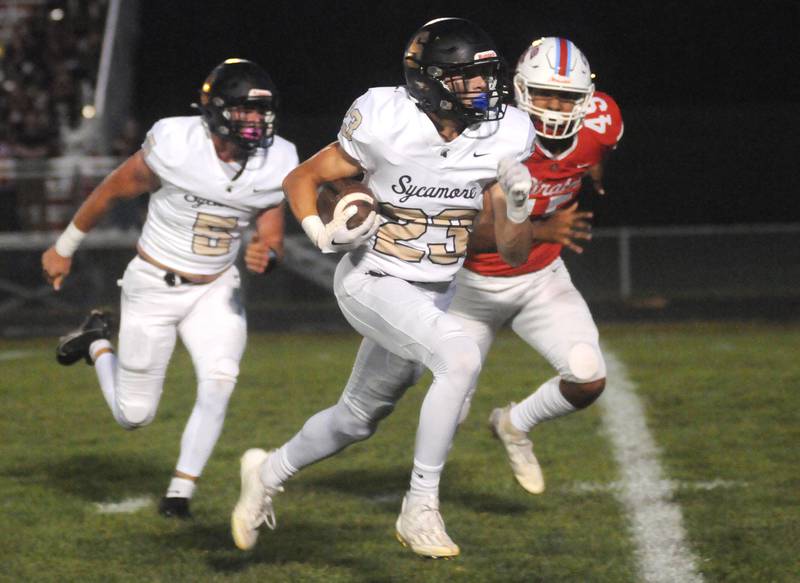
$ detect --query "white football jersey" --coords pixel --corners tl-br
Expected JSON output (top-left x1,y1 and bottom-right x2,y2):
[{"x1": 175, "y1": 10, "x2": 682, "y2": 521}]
[
  {"x1": 139, "y1": 116, "x2": 298, "y2": 275},
  {"x1": 338, "y1": 87, "x2": 534, "y2": 282}
]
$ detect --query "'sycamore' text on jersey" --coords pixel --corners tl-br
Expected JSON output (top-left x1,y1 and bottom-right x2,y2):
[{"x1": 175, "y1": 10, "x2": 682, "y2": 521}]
[
  {"x1": 338, "y1": 86, "x2": 535, "y2": 283},
  {"x1": 464, "y1": 91, "x2": 623, "y2": 277},
  {"x1": 139, "y1": 116, "x2": 298, "y2": 275}
]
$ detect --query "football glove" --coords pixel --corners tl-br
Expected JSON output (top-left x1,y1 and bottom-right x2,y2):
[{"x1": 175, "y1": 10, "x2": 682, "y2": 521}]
[
  {"x1": 302, "y1": 193, "x2": 380, "y2": 254},
  {"x1": 497, "y1": 157, "x2": 535, "y2": 223}
]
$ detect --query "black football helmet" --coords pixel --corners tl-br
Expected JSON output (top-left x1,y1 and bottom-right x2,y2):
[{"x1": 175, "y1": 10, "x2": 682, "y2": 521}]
[
  {"x1": 196, "y1": 58, "x2": 278, "y2": 152},
  {"x1": 403, "y1": 18, "x2": 508, "y2": 125}
]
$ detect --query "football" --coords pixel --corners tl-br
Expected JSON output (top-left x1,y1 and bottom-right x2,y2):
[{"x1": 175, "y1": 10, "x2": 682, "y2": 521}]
[{"x1": 317, "y1": 178, "x2": 377, "y2": 229}]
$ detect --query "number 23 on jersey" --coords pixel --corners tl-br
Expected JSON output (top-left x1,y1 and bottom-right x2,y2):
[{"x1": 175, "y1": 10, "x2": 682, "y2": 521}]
[{"x1": 374, "y1": 204, "x2": 477, "y2": 265}]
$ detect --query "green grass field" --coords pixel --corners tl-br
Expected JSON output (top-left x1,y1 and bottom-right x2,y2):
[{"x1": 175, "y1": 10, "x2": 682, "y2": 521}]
[{"x1": 1, "y1": 322, "x2": 798, "y2": 582}]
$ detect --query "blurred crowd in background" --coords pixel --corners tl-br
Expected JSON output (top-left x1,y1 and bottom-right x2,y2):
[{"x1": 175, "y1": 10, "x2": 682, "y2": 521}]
[
  {"x1": 0, "y1": 0, "x2": 145, "y2": 231},
  {"x1": 0, "y1": 0, "x2": 112, "y2": 158}
]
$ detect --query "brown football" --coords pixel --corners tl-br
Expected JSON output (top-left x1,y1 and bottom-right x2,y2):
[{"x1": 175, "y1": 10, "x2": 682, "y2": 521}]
[{"x1": 317, "y1": 178, "x2": 377, "y2": 229}]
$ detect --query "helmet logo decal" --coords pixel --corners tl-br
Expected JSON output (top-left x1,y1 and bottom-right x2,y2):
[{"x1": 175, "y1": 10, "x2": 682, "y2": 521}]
[
  {"x1": 517, "y1": 44, "x2": 539, "y2": 67},
  {"x1": 473, "y1": 50, "x2": 497, "y2": 61}
]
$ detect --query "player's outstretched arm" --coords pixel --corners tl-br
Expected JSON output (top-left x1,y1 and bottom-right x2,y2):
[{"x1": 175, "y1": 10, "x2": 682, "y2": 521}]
[
  {"x1": 283, "y1": 143, "x2": 378, "y2": 253},
  {"x1": 531, "y1": 202, "x2": 593, "y2": 254},
  {"x1": 41, "y1": 150, "x2": 160, "y2": 290}
]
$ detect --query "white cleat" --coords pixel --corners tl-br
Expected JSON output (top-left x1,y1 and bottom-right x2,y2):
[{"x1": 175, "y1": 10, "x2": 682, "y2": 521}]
[
  {"x1": 395, "y1": 493, "x2": 460, "y2": 559},
  {"x1": 231, "y1": 448, "x2": 283, "y2": 550},
  {"x1": 489, "y1": 403, "x2": 545, "y2": 494}
]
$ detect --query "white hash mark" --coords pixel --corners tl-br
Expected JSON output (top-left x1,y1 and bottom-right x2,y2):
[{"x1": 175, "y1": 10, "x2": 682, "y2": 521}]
[
  {"x1": 0, "y1": 350, "x2": 35, "y2": 361},
  {"x1": 95, "y1": 496, "x2": 152, "y2": 514}
]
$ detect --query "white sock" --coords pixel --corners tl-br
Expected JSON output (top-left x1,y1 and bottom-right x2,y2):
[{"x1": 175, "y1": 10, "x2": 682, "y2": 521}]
[
  {"x1": 511, "y1": 376, "x2": 577, "y2": 433},
  {"x1": 165, "y1": 476, "x2": 196, "y2": 499},
  {"x1": 89, "y1": 338, "x2": 113, "y2": 362},
  {"x1": 408, "y1": 459, "x2": 442, "y2": 502},
  {"x1": 90, "y1": 340, "x2": 117, "y2": 413},
  {"x1": 260, "y1": 447, "x2": 297, "y2": 490}
]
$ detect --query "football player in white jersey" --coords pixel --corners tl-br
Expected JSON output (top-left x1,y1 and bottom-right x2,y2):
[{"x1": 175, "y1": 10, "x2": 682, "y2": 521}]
[
  {"x1": 41, "y1": 59, "x2": 299, "y2": 519},
  {"x1": 448, "y1": 37, "x2": 623, "y2": 495},
  {"x1": 231, "y1": 18, "x2": 541, "y2": 559}
]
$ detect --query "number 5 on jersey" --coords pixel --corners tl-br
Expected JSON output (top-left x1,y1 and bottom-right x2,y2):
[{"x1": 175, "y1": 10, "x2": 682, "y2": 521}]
[{"x1": 192, "y1": 212, "x2": 238, "y2": 256}]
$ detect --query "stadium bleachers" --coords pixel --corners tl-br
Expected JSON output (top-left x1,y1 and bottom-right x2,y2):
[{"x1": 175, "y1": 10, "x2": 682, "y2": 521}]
[
  {"x1": 0, "y1": 0, "x2": 115, "y2": 231},
  {"x1": 1, "y1": 0, "x2": 108, "y2": 157}
]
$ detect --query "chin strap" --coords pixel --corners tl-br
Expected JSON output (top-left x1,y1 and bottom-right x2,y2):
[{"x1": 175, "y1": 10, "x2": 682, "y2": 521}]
[
  {"x1": 230, "y1": 146, "x2": 258, "y2": 181},
  {"x1": 231, "y1": 157, "x2": 248, "y2": 182}
]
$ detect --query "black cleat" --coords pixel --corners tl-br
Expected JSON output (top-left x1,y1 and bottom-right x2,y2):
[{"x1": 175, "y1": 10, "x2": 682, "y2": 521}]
[
  {"x1": 56, "y1": 310, "x2": 112, "y2": 366},
  {"x1": 158, "y1": 496, "x2": 192, "y2": 519}
]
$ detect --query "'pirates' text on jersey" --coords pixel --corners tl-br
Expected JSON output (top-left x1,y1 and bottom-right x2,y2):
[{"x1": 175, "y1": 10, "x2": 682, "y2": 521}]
[
  {"x1": 465, "y1": 91, "x2": 623, "y2": 277},
  {"x1": 139, "y1": 116, "x2": 298, "y2": 275},
  {"x1": 338, "y1": 86, "x2": 535, "y2": 283}
]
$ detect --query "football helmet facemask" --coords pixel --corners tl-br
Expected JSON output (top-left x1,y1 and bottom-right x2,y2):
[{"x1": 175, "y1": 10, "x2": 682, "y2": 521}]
[
  {"x1": 197, "y1": 58, "x2": 278, "y2": 152},
  {"x1": 404, "y1": 18, "x2": 508, "y2": 126},
  {"x1": 514, "y1": 37, "x2": 594, "y2": 139}
]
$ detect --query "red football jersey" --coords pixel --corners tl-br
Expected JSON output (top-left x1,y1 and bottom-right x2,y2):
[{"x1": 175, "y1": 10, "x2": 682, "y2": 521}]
[{"x1": 464, "y1": 91, "x2": 623, "y2": 277}]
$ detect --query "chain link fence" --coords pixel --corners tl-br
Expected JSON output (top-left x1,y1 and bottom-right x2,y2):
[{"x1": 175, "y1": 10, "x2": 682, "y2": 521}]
[{"x1": 1, "y1": 158, "x2": 798, "y2": 337}]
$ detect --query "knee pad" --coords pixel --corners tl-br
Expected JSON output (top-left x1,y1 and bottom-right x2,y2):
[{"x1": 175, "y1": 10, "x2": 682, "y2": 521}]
[
  {"x1": 567, "y1": 342, "x2": 604, "y2": 382},
  {"x1": 333, "y1": 401, "x2": 376, "y2": 442},
  {"x1": 431, "y1": 334, "x2": 482, "y2": 392},
  {"x1": 116, "y1": 400, "x2": 156, "y2": 430}
]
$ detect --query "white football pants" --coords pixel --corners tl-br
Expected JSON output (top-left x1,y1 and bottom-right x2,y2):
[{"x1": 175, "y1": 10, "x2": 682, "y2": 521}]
[
  {"x1": 448, "y1": 257, "x2": 606, "y2": 420},
  {"x1": 282, "y1": 251, "x2": 481, "y2": 475},
  {"x1": 96, "y1": 255, "x2": 246, "y2": 477}
]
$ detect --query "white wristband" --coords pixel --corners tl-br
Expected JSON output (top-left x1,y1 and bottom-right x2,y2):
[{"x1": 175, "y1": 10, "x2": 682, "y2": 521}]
[
  {"x1": 54, "y1": 222, "x2": 87, "y2": 258},
  {"x1": 301, "y1": 215, "x2": 324, "y2": 246}
]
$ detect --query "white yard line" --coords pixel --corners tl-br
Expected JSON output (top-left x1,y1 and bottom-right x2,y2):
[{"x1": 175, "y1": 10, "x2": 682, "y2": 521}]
[
  {"x1": 601, "y1": 350, "x2": 704, "y2": 583},
  {"x1": 95, "y1": 496, "x2": 152, "y2": 514},
  {"x1": 0, "y1": 350, "x2": 35, "y2": 361}
]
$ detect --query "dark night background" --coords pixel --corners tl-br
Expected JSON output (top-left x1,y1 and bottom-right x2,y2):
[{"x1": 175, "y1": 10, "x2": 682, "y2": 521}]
[{"x1": 133, "y1": 0, "x2": 799, "y2": 228}]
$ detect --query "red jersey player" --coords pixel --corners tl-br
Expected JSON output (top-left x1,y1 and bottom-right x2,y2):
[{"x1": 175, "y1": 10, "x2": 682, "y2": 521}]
[{"x1": 449, "y1": 37, "x2": 623, "y2": 494}]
